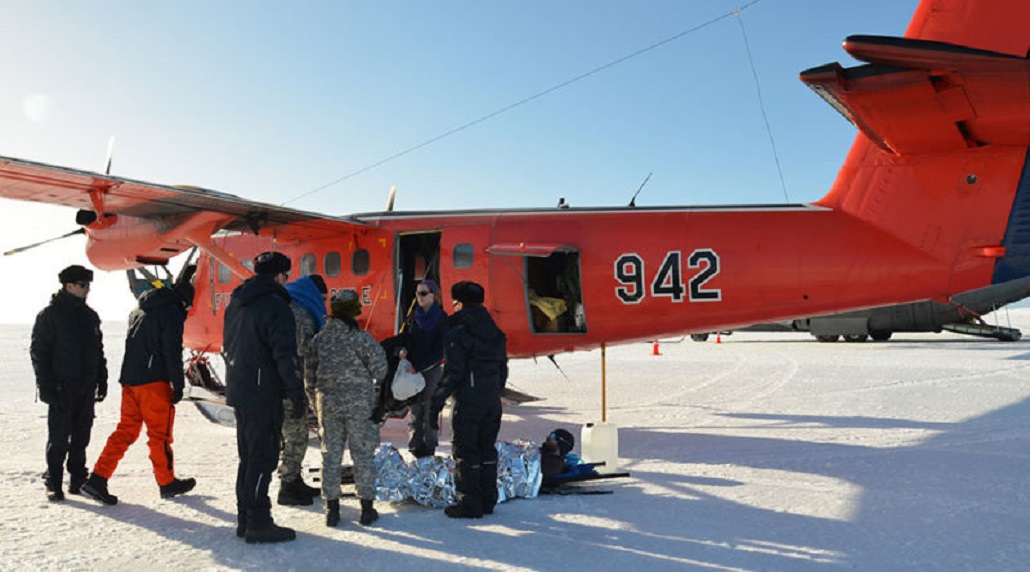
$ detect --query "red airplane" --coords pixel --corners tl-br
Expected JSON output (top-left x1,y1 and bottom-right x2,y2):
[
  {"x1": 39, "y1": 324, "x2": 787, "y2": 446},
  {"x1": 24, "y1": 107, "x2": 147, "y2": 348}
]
[{"x1": 0, "y1": 0, "x2": 1027, "y2": 367}]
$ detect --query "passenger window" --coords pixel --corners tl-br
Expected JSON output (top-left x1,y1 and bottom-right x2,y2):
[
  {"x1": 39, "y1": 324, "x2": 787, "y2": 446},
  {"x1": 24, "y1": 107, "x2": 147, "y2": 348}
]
[
  {"x1": 453, "y1": 243, "x2": 474, "y2": 270},
  {"x1": 352, "y1": 249, "x2": 370, "y2": 276},
  {"x1": 324, "y1": 252, "x2": 342, "y2": 277},
  {"x1": 300, "y1": 253, "x2": 317, "y2": 276},
  {"x1": 218, "y1": 263, "x2": 232, "y2": 284}
]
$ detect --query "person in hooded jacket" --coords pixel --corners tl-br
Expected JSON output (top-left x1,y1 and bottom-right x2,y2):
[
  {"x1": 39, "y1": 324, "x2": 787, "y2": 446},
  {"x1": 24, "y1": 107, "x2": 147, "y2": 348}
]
[
  {"x1": 223, "y1": 251, "x2": 306, "y2": 544},
  {"x1": 397, "y1": 279, "x2": 448, "y2": 458},
  {"x1": 309, "y1": 289, "x2": 388, "y2": 528},
  {"x1": 431, "y1": 281, "x2": 508, "y2": 519},
  {"x1": 276, "y1": 274, "x2": 328, "y2": 505},
  {"x1": 31, "y1": 264, "x2": 108, "y2": 502},
  {"x1": 80, "y1": 280, "x2": 197, "y2": 505}
]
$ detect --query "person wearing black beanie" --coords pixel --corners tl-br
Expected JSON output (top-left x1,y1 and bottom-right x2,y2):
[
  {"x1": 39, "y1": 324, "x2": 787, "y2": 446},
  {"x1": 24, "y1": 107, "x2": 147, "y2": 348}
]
[
  {"x1": 31, "y1": 264, "x2": 108, "y2": 502},
  {"x1": 431, "y1": 281, "x2": 508, "y2": 519},
  {"x1": 223, "y1": 251, "x2": 305, "y2": 544}
]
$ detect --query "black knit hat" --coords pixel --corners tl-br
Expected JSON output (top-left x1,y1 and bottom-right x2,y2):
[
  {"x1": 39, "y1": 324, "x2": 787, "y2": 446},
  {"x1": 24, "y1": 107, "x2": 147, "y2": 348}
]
[
  {"x1": 550, "y1": 429, "x2": 575, "y2": 455},
  {"x1": 58, "y1": 264, "x2": 93, "y2": 284},
  {"x1": 451, "y1": 281, "x2": 485, "y2": 305},
  {"x1": 308, "y1": 274, "x2": 328, "y2": 295},
  {"x1": 254, "y1": 251, "x2": 291, "y2": 276}
]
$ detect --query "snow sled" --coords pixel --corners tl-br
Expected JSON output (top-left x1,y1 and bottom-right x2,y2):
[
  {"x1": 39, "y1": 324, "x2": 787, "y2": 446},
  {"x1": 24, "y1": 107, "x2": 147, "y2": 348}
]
[{"x1": 540, "y1": 463, "x2": 631, "y2": 495}]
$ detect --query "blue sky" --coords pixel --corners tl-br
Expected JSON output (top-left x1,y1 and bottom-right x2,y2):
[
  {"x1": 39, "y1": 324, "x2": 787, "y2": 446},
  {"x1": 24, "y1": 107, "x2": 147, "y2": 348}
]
[{"x1": 0, "y1": 1, "x2": 921, "y2": 322}]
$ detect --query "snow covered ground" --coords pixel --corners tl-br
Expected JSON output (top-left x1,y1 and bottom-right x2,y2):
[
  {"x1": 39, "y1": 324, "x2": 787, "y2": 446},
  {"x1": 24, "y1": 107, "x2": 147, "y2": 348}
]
[{"x1": 2, "y1": 308, "x2": 1029, "y2": 571}]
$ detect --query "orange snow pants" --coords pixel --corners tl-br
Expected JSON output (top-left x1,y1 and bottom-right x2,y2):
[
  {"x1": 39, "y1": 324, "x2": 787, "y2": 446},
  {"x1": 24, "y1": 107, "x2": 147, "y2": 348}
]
[{"x1": 93, "y1": 381, "x2": 176, "y2": 486}]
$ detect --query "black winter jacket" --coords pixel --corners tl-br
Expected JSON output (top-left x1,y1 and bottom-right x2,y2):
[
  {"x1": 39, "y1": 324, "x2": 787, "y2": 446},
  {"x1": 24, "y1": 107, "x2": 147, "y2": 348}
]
[
  {"x1": 30, "y1": 289, "x2": 108, "y2": 394},
  {"x1": 403, "y1": 305, "x2": 448, "y2": 372},
  {"x1": 435, "y1": 305, "x2": 508, "y2": 410},
  {"x1": 119, "y1": 287, "x2": 187, "y2": 390},
  {"x1": 223, "y1": 275, "x2": 303, "y2": 408}
]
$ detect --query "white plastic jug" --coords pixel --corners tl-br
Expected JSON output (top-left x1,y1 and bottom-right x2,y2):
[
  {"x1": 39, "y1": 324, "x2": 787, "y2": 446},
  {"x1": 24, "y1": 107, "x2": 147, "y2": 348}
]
[{"x1": 581, "y1": 421, "x2": 619, "y2": 474}]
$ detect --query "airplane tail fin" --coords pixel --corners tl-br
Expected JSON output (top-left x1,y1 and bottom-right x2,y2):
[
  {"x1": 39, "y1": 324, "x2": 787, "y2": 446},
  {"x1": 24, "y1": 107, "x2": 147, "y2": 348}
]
[{"x1": 803, "y1": 0, "x2": 1030, "y2": 296}]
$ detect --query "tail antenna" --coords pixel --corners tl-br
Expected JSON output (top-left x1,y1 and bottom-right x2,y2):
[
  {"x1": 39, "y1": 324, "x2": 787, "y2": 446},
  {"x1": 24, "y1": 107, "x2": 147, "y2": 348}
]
[{"x1": 628, "y1": 172, "x2": 652, "y2": 207}]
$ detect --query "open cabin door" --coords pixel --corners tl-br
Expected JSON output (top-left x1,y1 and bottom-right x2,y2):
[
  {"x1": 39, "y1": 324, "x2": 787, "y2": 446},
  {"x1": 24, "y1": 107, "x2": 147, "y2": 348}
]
[
  {"x1": 395, "y1": 231, "x2": 442, "y2": 332},
  {"x1": 486, "y1": 243, "x2": 587, "y2": 335}
]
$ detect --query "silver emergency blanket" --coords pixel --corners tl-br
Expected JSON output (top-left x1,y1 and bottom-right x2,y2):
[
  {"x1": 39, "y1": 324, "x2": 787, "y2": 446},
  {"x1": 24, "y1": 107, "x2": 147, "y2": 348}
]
[{"x1": 373, "y1": 440, "x2": 542, "y2": 507}]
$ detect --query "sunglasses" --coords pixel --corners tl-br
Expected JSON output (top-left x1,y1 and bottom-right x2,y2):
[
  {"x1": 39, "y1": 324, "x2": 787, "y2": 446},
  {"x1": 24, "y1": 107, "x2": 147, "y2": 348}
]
[{"x1": 416, "y1": 290, "x2": 432, "y2": 296}]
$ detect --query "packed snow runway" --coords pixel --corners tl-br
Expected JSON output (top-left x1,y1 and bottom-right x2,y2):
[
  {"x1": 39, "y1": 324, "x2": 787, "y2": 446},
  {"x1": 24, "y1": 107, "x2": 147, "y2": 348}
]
[{"x1": 2, "y1": 309, "x2": 1028, "y2": 571}]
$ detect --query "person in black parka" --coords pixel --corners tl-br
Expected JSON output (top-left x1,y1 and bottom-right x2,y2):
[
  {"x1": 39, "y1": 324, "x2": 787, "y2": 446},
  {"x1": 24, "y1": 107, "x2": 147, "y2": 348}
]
[
  {"x1": 31, "y1": 264, "x2": 108, "y2": 502},
  {"x1": 431, "y1": 281, "x2": 508, "y2": 519},
  {"x1": 81, "y1": 281, "x2": 197, "y2": 505},
  {"x1": 223, "y1": 252, "x2": 305, "y2": 544}
]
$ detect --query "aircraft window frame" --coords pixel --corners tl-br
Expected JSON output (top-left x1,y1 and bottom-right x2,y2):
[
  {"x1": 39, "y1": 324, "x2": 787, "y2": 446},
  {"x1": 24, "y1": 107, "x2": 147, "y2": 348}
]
[
  {"x1": 299, "y1": 253, "x2": 317, "y2": 276},
  {"x1": 242, "y1": 259, "x2": 253, "y2": 272},
  {"x1": 324, "y1": 252, "x2": 342, "y2": 277},
  {"x1": 453, "y1": 243, "x2": 474, "y2": 270},
  {"x1": 217, "y1": 262, "x2": 232, "y2": 284},
  {"x1": 352, "y1": 248, "x2": 370, "y2": 276}
]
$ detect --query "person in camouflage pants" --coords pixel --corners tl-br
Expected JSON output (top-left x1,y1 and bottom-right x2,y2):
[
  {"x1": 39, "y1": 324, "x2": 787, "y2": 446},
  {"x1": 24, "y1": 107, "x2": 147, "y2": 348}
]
[
  {"x1": 308, "y1": 289, "x2": 388, "y2": 527},
  {"x1": 277, "y1": 275, "x2": 328, "y2": 505}
]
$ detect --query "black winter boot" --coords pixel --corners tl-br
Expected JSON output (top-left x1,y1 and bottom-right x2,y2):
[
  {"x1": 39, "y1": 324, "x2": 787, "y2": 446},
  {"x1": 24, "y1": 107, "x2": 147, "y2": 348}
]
[
  {"x1": 81, "y1": 473, "x2": 118, "y2": 505},
  {"x1": 69, "y1": 474, "x2": 86, "y2": 495},
  {"x1": 325, "y1": 499, "x2": 340, "y2": 527},
  {"x1": 45, "y1": 478, "x2": 64, "y2": 502},
  {"x1": 277, "y1": 478, "x2": 314, "y2": 506},
  {"x1": 298, "y1": 479, "x2": 320, "y2": 497},
  {"x1": 359, "y1": 498, "x2": 378, "y2": 526},
  {"x1": 444, "y1": 503, "x2": 483, "y2": 519},
  {"x1": 244, "y1": 521, "x2": 296, "y2": 544},
  {"x1": 160, "y1": 477, "x2": 197, "y2": 499}
]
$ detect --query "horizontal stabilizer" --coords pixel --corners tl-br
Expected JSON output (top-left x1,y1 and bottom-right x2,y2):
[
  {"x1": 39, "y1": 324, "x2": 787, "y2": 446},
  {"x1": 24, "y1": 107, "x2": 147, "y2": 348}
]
[{"x1": 800, "y1": 35, "x2": 1030, "y2": 155}]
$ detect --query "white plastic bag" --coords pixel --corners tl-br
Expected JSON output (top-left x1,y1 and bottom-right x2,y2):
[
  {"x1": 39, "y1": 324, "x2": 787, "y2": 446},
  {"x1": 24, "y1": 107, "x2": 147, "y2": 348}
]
[{"x1": 392, "y1": 358, "x2": 426, "y2": 400}]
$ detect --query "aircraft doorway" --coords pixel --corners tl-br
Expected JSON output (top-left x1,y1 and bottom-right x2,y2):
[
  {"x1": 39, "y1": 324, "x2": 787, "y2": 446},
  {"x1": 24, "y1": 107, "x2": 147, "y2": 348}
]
[
  {"x1": 396, "y1": 231, "x2": 441, "y2": 331},
  {"x1": 525, "y1": 250, "x2": 587, "y2": 334}
]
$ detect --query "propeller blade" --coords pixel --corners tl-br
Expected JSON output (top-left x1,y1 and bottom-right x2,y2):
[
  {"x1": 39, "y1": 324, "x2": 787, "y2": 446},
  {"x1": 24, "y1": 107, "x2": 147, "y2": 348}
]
[
  {"x1": 104, "y1": 136, "x2": 116, "y2": 175},
  {"x1": 3, "y1": 228, "x2": 85, "y2": 256}
]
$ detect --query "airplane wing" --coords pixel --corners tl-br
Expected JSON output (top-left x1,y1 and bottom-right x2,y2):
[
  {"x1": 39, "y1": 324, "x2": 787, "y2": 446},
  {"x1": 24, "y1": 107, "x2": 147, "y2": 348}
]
[
  {"x1": 800, "y1": 35, "x2": 1030, "y2": 155},
  {"x1": 0, "y1": 155, "x2": 373, "y2": 268}
]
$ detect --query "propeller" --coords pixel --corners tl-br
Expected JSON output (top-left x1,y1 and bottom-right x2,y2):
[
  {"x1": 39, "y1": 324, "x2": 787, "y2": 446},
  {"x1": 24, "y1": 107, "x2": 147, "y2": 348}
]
[
  {"x1": 5, "y1": 137, "x2": 117, "y2": 257},
  {"x1": 386, "y1": 186, "x2": 397, "y2": 212},
  {"x1": 104, "y1": 136, "x2": 115, "y2": 175},
  {"x1": 3, "y1": 228, "x2": 85, "y2": 256}
]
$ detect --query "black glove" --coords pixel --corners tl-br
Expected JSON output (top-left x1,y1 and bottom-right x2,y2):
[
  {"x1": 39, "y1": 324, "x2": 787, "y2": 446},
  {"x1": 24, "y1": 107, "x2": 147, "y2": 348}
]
[
  {"x1": 171, "y1": 385, "x2": 183, "y2": 405},
  {"x1": 95, "y1": 380, "x2": 108, "y2": 403},
  {"x1": 431, "y1": 393, "x2": 448, "y2": 417},
  {"x1": 289, "y1": 395, "x2": 306, "y2": 419},
  {"x1": 38, "y1": 384, "x2": 58, "y2": 405}
]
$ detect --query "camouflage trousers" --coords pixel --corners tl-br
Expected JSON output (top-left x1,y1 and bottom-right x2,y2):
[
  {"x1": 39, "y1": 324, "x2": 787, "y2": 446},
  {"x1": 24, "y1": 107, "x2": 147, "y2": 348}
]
[
  {"x1": 277, "y1": 398, "x2": 310, "y2": 482},
  {"x1": 318, "y1": 390, "x2": 379, "y2": 501},
  {"x1": 276, "y1": 385, "x2": 315, "y2": 484}
]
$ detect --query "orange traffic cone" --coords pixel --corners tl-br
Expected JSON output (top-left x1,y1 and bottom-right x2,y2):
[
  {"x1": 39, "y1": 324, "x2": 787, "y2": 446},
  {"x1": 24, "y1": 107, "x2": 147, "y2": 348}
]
[
  {"x1": 652, "y1": 340, "x2": 661, "y2": 356},
  {"x1": 716, "y1": 332, "x2": 722, "y2": 344}
]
